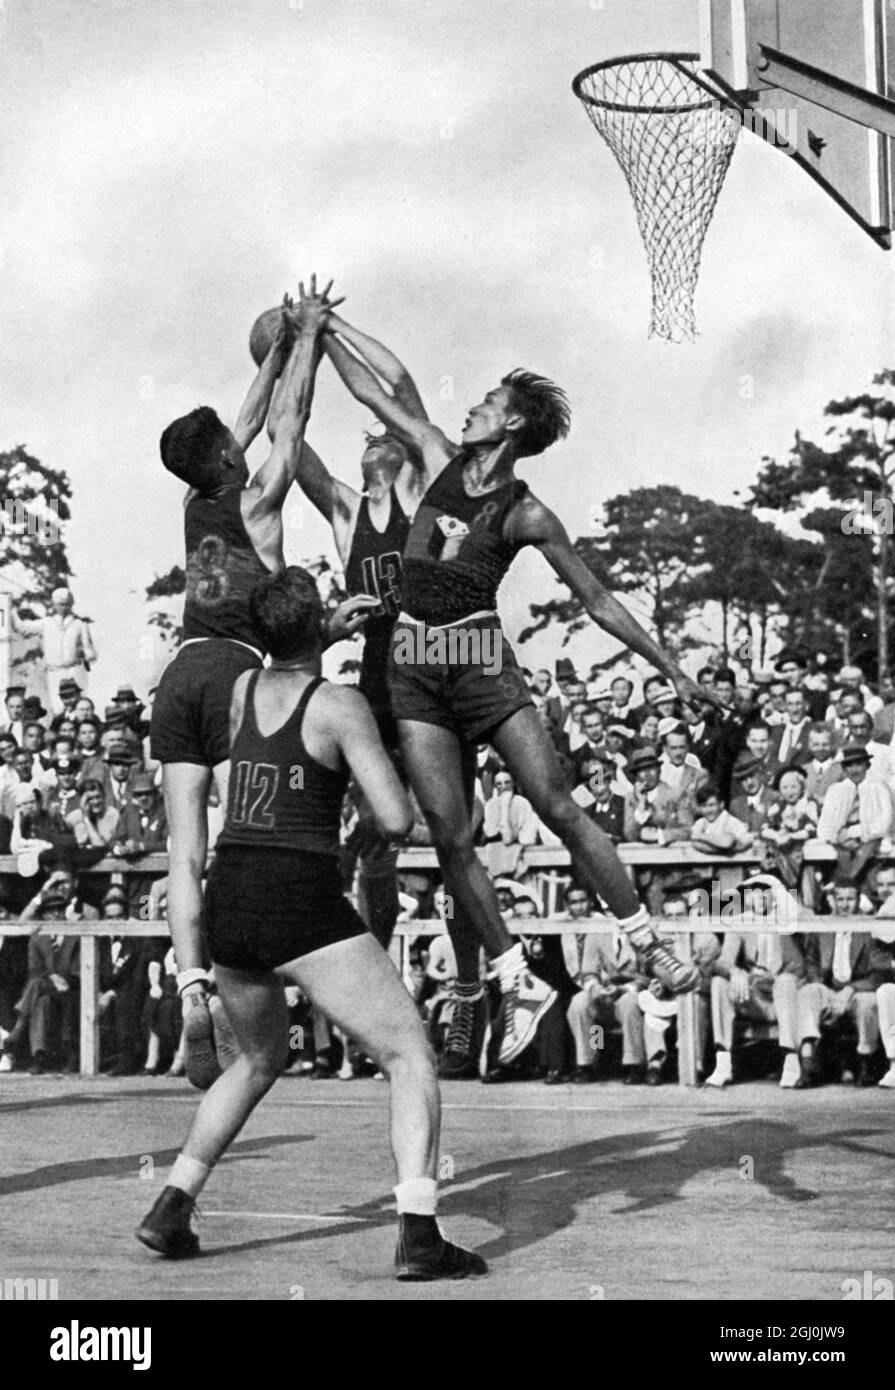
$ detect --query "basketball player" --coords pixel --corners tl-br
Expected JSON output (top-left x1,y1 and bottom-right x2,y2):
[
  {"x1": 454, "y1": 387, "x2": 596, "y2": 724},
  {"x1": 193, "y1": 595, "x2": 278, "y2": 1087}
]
[
  {"x1": 150, "y1": 281, "x2": 374, "y2": 1089},
  {"x1": 289, "y1": 315, "x2": 427, "y2": 949},
  {"x1": 323, "y1": 322, "x2": 717, "y2": 1075},
  {"x1": 138, "y1": 566, "x2": 486, "y2": 1281}
]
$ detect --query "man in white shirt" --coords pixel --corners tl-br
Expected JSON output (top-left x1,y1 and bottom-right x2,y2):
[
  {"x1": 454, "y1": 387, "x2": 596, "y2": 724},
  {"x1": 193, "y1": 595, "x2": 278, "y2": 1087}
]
[
  {"x1": 800, "y1": 723, "x2": 843, "y2": 809},
  {"x1": 10, "y1": 589, "x2": 97, "y2": 714},
  {"x1": 816, "y1": 743, "x2": 892, "y2": 882},
  {"x1": 795, "y1": 880, "x2": 884, "y2": 1087}
]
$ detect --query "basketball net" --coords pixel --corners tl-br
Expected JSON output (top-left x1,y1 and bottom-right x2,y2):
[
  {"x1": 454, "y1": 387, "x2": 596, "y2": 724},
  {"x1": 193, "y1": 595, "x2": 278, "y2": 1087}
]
[{"x1": 573, "y1": 55, "x2": 740, "y2": 342}]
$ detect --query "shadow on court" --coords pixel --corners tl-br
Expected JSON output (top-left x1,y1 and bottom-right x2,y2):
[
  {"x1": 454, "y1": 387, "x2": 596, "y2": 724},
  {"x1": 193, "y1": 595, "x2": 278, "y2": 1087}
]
[
  {"x1": 0, "y1": 1133, "x2": 314, "y2": 1199},
  {"x1": 201, "y1": 1117, "x2": 881, "y2": 1265}
]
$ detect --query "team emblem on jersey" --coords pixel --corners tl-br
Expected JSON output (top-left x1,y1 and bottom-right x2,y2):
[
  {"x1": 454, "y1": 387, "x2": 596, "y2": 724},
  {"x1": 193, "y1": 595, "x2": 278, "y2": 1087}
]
[
  {"x1": 436, "y1": 514, "x2": 469, "y2": 562},
  {"x1": 187, "y1": 533, "x2": 231, "y2": 607}
]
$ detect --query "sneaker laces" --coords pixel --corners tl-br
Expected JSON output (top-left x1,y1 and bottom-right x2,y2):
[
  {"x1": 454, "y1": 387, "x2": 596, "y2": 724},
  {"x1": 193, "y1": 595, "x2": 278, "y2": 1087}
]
[{"x1": 444, "y1": 996, "x2": 475, "y2": 1056}]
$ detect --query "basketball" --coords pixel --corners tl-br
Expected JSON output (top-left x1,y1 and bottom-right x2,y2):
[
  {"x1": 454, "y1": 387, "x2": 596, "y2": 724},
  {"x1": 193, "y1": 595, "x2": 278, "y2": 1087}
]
[{"x1": 248, "y1": 304, "x2": 295, "y2": 370}]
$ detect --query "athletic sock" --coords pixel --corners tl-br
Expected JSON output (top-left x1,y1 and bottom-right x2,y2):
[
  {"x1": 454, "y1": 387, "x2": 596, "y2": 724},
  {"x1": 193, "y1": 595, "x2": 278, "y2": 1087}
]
[
  {"x1": 168, "y1": 1152, "x2": 212, "y2": 1199},
  {"x1": 617, "y1": 906, "x2": 654, "y2": 949},
  {"x1": 491, "y1": 942, "x2": 526, "y2": 991},
  {"x1": 177, "y1": 969, "x2": 210, "y2": 998},
  {"x1": 394, "y1": 1176, "x2": 438, "y2": 1217},
  {"x1": 454, "y1": 981, "x2": 484, "y2": 1002}
]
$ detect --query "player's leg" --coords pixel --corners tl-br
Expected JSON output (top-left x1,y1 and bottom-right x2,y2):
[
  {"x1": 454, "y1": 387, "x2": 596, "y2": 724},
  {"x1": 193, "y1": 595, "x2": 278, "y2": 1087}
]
[
  {"x1": 285, "y1": 933, "x2": 485, "y2": 1279},
  {"x1": 399, "y1": 718, "x2": 556, "y2": 1066},
  {"x1": 162, "y1": 761, "x2": 220, "y2": 1090},
  {"x1": 137, "y1": 967, "x2": 287, "y2": 1258},
  {"x1": 491, "y1": 707, "x2": 699, "y2": 995},
  {"x1": 438, "y1": 740, "x2": 491, "y2": 1078}
]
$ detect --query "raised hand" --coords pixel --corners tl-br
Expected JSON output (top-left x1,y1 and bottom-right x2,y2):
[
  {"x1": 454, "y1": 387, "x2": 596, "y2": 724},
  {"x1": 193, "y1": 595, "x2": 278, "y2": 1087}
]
[{"x1": 290, "y1": 274, "x2": 346, "y2": 336}]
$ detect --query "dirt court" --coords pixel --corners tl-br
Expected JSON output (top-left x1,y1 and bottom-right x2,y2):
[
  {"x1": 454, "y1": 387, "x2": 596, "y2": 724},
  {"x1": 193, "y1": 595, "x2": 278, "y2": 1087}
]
[{"x1": 1, "y1": 1075, "x2": 893, "y2": 1302}]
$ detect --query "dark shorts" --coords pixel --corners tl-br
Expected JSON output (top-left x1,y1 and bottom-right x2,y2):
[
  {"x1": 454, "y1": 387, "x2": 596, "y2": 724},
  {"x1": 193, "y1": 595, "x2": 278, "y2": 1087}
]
[
  {"x1": 205, "y1": 845, "x2": 367, "y2": 972},
  {"x1": 388, "y1": 615, "x2": 533, "y2": 745},
  {"x1": 150, "y1": 640, "x2": 262, "y2": 767}
]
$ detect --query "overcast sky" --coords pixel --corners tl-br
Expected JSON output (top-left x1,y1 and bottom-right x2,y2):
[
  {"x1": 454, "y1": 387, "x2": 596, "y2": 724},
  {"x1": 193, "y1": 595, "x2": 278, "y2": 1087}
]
[{"x1": 2, "y1": 0, "x2": 893, "y2": 696}]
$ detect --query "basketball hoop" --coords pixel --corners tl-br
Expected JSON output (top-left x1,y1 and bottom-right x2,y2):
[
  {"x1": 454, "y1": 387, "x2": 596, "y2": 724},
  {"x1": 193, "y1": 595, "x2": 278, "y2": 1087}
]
[{"x1": 573, "y1": 53, "x2": 740, "y2": 342}]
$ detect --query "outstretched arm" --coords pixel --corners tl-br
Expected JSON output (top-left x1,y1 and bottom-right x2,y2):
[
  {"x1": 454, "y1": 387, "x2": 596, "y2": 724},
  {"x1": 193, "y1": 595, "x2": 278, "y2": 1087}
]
[
  {"x1": 233, "y1": 306, "x2": 291, "y2": 450},
  {"x1": 510, "y1": 497, "x2": 721, "y2": 710},
  {"x1": 248, "y1": 278, "x2": 336, "y2": 513},
  {"x1": 325, "y1": 312, "x2": 428, "y2": 420},
  {"x1": 323, "y1": 333, "x2": 453, "y2": 475}
]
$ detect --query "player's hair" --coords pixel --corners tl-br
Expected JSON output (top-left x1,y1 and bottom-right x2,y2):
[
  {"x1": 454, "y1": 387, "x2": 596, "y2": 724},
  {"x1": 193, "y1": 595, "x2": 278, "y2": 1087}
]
[
  {"x1": 249, "y1": 566, "x2": 325, "y2": 660},
  {"x1": 500, "y1": 369, "x2": 571, "y2": 458},
  {"x1": 159, "y1": 406, "x2": 229, "y2": 491}
]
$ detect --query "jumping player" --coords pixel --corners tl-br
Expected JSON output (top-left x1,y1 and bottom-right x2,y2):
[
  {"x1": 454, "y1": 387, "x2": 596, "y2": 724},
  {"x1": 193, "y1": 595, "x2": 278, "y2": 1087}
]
[
  {"x1": 137, "y1": 566, "x2": 486, "y2": 1282},
  {"x1": 323, "y1": 323, "x2": 716, "y2": 1076},
  {"x1": 150, "y1": 281, "x2": 372, "y2": 1088},
  {"x1": 289, "y1": 314, "x2": 427, "y2": 948}
]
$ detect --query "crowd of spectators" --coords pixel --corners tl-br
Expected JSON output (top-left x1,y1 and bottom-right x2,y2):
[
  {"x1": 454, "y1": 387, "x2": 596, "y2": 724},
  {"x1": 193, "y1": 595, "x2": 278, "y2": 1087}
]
[{"x1": 2, "y1": 648, "x2": 895, "y2": 1090}]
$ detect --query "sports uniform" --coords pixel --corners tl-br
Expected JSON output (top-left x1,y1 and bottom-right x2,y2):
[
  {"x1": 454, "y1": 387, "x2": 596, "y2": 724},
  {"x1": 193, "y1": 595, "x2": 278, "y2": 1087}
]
[
  {"x1": 389, "y1": 451, "x2": 534, "y2": 743},
  {"x1": 205, "y1": 673, "x2": 367, "y2": 970},
  {"x1": 343, "y1": 487, "x2": 409, "y2": 745},
  {"x1": 150, "y1": 490, "x2": 268, "y2": 766}
]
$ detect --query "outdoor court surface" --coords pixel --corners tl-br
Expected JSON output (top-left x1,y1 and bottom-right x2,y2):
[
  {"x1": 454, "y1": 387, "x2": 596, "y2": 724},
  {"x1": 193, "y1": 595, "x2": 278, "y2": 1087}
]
[{"x1": 2, "y1": 1076, "x2": 892, "y2": 1301}]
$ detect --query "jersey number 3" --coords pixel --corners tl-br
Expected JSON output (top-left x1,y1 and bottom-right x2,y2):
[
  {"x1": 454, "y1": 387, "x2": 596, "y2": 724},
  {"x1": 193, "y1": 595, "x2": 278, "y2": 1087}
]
[{"x1": 231, "y1": 761, "x2": 279, "y2": 828}]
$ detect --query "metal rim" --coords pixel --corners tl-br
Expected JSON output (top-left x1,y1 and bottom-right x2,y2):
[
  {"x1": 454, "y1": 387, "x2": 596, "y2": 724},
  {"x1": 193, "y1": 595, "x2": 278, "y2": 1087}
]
[{"x1": 572, "y1": 52, "x2": 737, "y2": 116}]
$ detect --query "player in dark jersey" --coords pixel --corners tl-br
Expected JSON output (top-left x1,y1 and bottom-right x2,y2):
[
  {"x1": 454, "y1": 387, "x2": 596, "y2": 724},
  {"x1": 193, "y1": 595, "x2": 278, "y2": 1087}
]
[
  {"x1": 291, "y1": 315, "x2": 428, "y2": 952},
  {"x1": 151, "y1": 281, "x2": 373, "y2": 1089},
  {"x1": 323, "y1": 325, "x2": 721, "y2": 1075},
  {"x1": 138, "y1": 566, "x2": 486, "y2": 1281}
]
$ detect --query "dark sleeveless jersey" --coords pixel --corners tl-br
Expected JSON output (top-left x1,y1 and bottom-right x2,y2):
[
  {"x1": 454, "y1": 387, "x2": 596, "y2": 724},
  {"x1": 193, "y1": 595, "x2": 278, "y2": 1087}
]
[
  {"x1": 343, "y1": 488, "x2": 409, "y2": 712},
  {"x1": 218, "y1": 674, "x2": 348, "y2": 856},
  {"x1": 182, "y1": 488, "x2": 269, "y2": 649},
  {"x1": 401, "y1": 453, "x2": 529, "y2": 625}
]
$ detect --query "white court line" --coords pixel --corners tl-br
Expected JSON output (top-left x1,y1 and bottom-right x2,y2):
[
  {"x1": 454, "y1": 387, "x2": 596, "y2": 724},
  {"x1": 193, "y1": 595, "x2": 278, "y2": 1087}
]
[{"x1": 202, "y1": 1210, "x2": 375, "y2": 1223}]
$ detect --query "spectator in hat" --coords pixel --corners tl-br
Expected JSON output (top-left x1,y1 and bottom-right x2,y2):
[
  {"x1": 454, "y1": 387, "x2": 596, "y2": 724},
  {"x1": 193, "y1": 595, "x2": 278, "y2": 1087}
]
[
  {"x1": 799, "y1": 723, "x2": 843, "y2": 810},
  {"x1": 100, "y1": 705, "x2": 142, "y2": 761},
  {"x1": 604, "y1": 723, "x2": 635, "y2": 792},
  {"x1": 769, "y1": 687, "x2": 812, "y2": 766},
  {"x1": 729, "y1": 752, "x2": 775, "y2": 833},
  {"x1": 112, "y1": 773, "x2": 168, "y2": 858},
  {"x1": 46, "y1": 755, "x2": 83, "y2": 821},
  {"x1": 2, "y1": 686, "x2": 26, "y2": 743},
  {"x1": 845, "y1": 708, "x2": 895, "y2": 795},
  {"x1": 101, "y1": 744, "x2": 136, "y2": 811},
  {"x1": 705, "y1": 876, "x2": 806, "y2": 1089},
  {"x1": 689, "y1": 783, "x2": 753, "y2": 856},
  {"x1": 49, "y1": 677, "x2": 82, "y2": 734},
  {"x1": 795, "y1": 879, "x2": 886, "y2": 1088},
  {"x1": 816, "y1": 743, "x2": 892, "y2": 885},
  {"x1": 9, "y1": 588, "x2": 97, "y2": 714},
  {"x1": 623, "y1": 747, "x2": 695, "y2": 913},
  {"x1": 623, "y1": 747, "x2": 695, "y2": 846},
  {"x1": 758, "y1": 764, "x2": 817, "y2": 894},
  {"x1": 112, "y1": 685, "x2": 150, "y2": 741}
]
